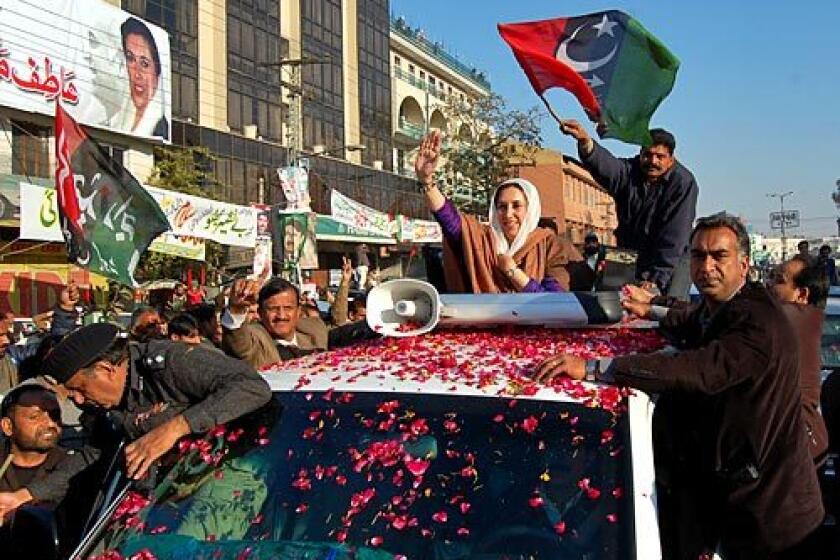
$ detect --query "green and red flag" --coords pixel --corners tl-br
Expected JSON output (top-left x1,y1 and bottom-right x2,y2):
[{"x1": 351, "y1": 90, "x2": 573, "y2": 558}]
[
  {"x1": 498, "y1": 10, "x2": 680, "y2": 145},
  {"x1": 55, "y1": 104, "x2": 169, "y2": 286}
]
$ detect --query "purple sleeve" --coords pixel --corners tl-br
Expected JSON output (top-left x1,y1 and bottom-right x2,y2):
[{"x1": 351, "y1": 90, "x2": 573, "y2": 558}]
[
  {"x1": 521, "y1": 276, "x2": 564, "y2": 293},
  {"x1": 432, "y1": 198, "x2": 462, "y2": 243}
]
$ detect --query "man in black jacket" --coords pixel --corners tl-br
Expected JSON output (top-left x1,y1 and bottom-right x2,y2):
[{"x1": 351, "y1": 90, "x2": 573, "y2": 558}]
[
  {"x1": 0, "y1": 385, "x2": 93, "y2": 521},
  {"x1": 536, "y1": 214, "x2": 824, "y2": 558},
  {"x1": 41, "y1": 323, "x2": 272, "y2": 481},
  {"x1": 560, "y1": 121, "x2": 698, "y2": 298}
]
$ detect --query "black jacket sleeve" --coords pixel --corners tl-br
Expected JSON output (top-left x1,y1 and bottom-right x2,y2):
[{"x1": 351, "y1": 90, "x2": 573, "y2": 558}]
[
  {"x1": 579, "y1": 141, "x2": 633, "y2": 197},
  {"x1": 50, "y1": 306, "x2": 79, "y2": 336},
  {"x1": 164, "y1": 344, "x2": 272, "y2": 433}
]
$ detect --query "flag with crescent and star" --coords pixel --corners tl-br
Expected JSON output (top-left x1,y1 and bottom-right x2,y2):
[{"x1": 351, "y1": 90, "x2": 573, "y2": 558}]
[
  {"x1": 498, "y1": 10, "x2": 680, "y2": 145},
  {"x1": 55, "y1": 103, "x2": 170, "y2": 286}
]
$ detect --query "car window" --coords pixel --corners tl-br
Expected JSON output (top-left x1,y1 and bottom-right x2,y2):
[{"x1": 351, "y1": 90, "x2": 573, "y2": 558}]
[
  {"x1": 822, "y1": 312, "x2": 840, "y2": 369},
  {"x1": 86, "y1": 391, "x2": 634, "y2": 560}
]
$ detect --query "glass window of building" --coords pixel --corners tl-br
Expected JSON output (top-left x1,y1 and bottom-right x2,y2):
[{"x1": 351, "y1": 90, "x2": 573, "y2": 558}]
[
  {"x1": 357, "y1": 0, "x2": 392, "y2": 170},
  {"x1": 301, "y1": 0, "x2": 345, "y2": 151},
  {"x1": 227, "y1": 0, "x2": 283, "y2": 142},
  {"x1": 394, "y1": 56, "x2": 401, "y2": 67}
]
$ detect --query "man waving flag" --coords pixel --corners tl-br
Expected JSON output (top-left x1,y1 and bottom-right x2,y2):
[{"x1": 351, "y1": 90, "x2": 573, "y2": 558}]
[
  {"x1": 499, "y1": 10, "x2": 679, "y2": 145},
  {"x1": 55, "y1": 104, "x2": 169, "y2": 286}
]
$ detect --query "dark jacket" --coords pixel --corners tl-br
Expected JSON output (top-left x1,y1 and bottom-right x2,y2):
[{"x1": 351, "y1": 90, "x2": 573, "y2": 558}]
[
  {"x1": 115, "y1": 340, "x2": 272, "y2": 440},
  {"x1": 0, "y1": 444, "x2": 93, "y2": 502},
  {"x1": 611, "y1": 284, "x2": 824, "y2": 554},
  {"x1": 779, "y1": 302, "x2": 830, "y2": 465},
  {"x1": 580, "y1": 141, "x2": 698, "y2": 291}
]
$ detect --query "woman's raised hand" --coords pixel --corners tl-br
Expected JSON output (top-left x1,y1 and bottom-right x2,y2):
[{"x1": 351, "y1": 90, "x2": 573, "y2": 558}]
[{"x1": 415, "y1": 130, "x2": 442, "y2": 184}]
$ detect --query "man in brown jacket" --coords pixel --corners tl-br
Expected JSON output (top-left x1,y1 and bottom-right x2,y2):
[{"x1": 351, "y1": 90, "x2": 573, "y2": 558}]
[
  {"x1": 536, "y1": 214, "x2": 824, "y2": 559},
  {"x1": 766, "y1": 256, "x2": 830, "y2": 467},
  {"x1": 222, "y1": 277, "x2": 375, "y2": 369}
]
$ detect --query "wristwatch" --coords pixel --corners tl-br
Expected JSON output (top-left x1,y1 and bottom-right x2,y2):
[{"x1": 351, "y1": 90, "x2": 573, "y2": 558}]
[
  {"x1": 584, "y1": 359, "x2": 600, "y2": 382},
  {"x1": 416, "y1": 180, "x2": 435, "y2": 193}
]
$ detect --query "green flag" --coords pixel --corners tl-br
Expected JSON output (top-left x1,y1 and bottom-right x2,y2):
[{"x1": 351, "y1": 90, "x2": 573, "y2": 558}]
[{"x1": 55, "y1": 104, "x2": 170, "y2": 286}]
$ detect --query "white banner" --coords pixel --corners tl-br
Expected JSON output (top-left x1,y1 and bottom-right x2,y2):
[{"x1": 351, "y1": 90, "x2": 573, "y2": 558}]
[
  {"x1": 146, "y1": 186, "x2": 258, "y2": 248},
  {"x1": 148, "y1": 233, "x2": 206, "y2": 261},
  {"x1": 20, "y1": 182, "x2": 257, "y2": 248},
  {"x1": 19, "y1": 182, "x2": 63, "y2": 241},
  {"x1": 0, "y1": 0, "x2": 171, "y2": 141},
  {"x1": 330, "y1": 189, "x2": 395, "y2": 238}
]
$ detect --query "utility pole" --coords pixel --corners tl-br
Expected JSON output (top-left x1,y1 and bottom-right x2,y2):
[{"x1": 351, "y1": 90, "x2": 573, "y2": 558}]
[
  {"x1": 259, "y1": 56, "x2": 332, "y2": 166},
  {"x1": 767, "y1": 191, "x2": 794, "y2": 261}
]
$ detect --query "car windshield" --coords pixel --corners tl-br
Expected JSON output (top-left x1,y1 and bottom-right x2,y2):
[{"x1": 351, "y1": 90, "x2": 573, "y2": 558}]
[{"x1": 86, "y1": 390, "x2": 634, "y2": 560}]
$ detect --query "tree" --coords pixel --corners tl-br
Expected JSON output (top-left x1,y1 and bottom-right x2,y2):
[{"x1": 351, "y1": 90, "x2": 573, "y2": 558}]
[
  {"x1": 435, "y1": 93, "x2": 542, "y2": 214},
  {"x1": 135, "y1": 146, "x2": 226, "y2": 282}
]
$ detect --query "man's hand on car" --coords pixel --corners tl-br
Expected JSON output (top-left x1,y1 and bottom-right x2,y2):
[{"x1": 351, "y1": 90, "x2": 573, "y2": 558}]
[
  {"x1": 533, "y1": 354, "x2": 586, "y2": 383},
  {"x1": 125, "y1": 415, "x2": 191, "y2": 480},
  {"x1": 620, "y1": 283, "x2": 655, "y2": 320}
]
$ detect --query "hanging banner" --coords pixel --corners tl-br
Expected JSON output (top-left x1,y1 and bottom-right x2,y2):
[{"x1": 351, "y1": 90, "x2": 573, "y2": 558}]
[
  {"x1": 148, "y1": 233, "x2": 206, "y2": 261},
  {"x1": 330, "y1": 189, "x2": 395, "y2": 238},
  {"x1": 274, "y1": 211, "x2": 318, "y2": 270},
  {"x1": 396, "y1": 214, "x2": 443, "y2": 243},
  {"x1": 277, "y1": 166, "x2": 311, "y2": 212},
  {"x1": 19, "y1": 182, "x2": 239, "y2": 253},
  {"x1": 146, "y1": 185, "x2": 258, "y2": 247},
  {"x1": 0, "y1": 0, "x2": 171, "y2": 141}
]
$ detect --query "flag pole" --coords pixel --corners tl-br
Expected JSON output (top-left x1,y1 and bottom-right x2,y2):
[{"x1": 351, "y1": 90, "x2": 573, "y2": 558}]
[{"x1": 538, "y1": 94, "x2": 564, "y2": 127}]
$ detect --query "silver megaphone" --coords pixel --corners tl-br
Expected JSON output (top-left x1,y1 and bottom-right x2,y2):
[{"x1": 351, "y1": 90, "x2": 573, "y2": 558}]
[{"x1": 366, "y1": 279, "x2": 625, "y2": 337}]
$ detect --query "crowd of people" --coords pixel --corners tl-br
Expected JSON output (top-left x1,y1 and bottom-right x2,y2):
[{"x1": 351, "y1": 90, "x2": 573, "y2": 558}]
[{"x1": 0, "y1": 120, "x2": 837, "y2": 559}]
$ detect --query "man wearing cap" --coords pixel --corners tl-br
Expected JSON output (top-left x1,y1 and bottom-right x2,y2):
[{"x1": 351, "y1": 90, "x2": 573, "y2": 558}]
[
  {"x1": 0, "y1": 385, "x2": 93, "y2": 522},
  {"x1": 42, "y1": 323, "x2": 272, "y2": 480}
]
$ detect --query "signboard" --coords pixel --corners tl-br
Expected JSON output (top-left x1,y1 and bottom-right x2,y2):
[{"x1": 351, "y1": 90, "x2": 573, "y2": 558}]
[
  {"x1": 330, "y1": 189, "x2": 395, "y2": 238},
  {"x1": 770, "y1": 210, "x2": 800, "y2": 230},
  {"x1": 0, "y1": 0, "x2": 171, "y2": 141},
  {"x1": 315, "y1": 214, "x2": 395, "y2": 245},
  {"x1": 19, "y1": 182, "x2": 64, "y2": 241}
]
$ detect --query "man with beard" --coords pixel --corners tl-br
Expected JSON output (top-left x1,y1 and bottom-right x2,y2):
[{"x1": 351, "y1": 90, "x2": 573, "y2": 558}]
[
  {"x1": 560, "y1": 121, "x2": 698, "y2": 298},
  {"x1": 222, "y1": 277, "x2": 375, "y2": 368},
  {"x1": 0, "y1": 386, "x2": 93, "y2": 521}
]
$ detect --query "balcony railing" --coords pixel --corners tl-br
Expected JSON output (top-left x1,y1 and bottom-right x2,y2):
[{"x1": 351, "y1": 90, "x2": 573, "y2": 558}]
[
  {"x1": 393, "y1": 67, "x2": 448, "y2": 101},
  {"x1": 397, "y1": 117, "x2": 425, "y2": 140},
  {"x1": 391, "y1": 16, "x2": 491, "y2": 91}
]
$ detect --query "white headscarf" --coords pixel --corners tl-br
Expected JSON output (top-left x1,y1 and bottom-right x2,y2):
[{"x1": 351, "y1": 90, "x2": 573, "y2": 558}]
[{"x1": 488, "y1": 178, "x2": 542, "y2": 256}]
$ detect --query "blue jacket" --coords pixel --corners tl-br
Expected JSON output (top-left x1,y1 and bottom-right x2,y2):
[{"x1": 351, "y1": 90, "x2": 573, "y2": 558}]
[{"x1": 580, "y1": 141, "x2": 699, "y2": 291}]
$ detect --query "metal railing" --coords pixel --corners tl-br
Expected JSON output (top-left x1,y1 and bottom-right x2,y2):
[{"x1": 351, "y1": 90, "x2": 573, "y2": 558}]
[
  {"x1": 397, "y1": 117, "x2": 425, "y2": 140},
  {"x1": 391, "y1": 17, "x2": 491, "y2": 91}
]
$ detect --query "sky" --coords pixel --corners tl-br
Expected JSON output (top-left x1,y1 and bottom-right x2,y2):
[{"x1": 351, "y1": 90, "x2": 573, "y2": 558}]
[{"x1": 390, "y1": 0, "x2": 840, "y2": 237}]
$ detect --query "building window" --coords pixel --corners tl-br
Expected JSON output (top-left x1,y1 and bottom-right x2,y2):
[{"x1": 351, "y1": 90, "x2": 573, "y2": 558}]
[
  {"x1": 10, "y1": 121, "x2": 50, "y2": 178},
  {"x1": 357, "y1": 0, "x2": 392, "y2": 170},
  {"x1": 394, "y1": 56, "x2": 401, "y2": 67},
  {"x1": 227, "y1": 0, "x2": 283, "y2": 142},
  {"x1": 419, "y1": 70, "x2": 426, "y2": 81},
  {"x1": 301, "y1": 0, "x2": 345, "y2": 151},
  {"x1": 408, "y1": 64, "x2": 415, "y2": 74}
]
